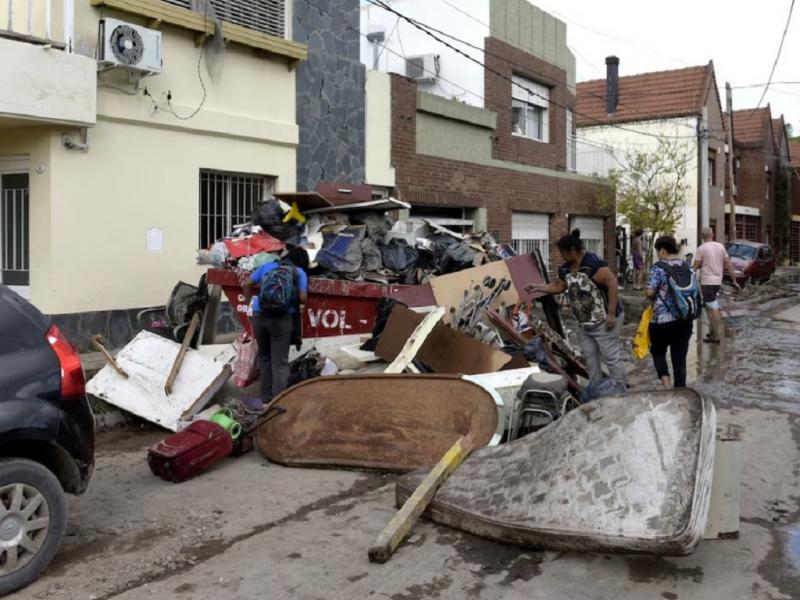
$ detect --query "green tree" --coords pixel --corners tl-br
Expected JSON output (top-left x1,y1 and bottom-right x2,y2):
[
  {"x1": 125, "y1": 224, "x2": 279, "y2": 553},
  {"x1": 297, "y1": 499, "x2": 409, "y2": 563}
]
[
  {"x1": 598, "y1": 136, "x2": 693, "y2": 266},
  {"x1": 774, "y1": 166, "x2": 791, "y2": 262}
]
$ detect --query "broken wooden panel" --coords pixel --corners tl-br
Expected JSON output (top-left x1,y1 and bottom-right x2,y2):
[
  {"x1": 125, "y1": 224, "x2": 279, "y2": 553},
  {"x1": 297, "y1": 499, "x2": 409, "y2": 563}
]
[
  {"x1": 256, "y1": 374, "x2": 502, "y2": 472},
  {"x1": 396, "y1": 389, "x2": 716, "y2": 556},
  {"x1": 375, "y1": 304, "x2": 513, "y2": 374},
  {"x1": 86, "y1": 331, "x2": 234, "y2": 431}
]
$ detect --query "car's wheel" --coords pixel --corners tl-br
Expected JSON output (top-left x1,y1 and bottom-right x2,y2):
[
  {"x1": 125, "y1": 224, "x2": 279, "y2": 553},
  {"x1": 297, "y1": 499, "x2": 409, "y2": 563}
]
[{"x1": 0, "y1": 458, "x2": 67, "y2": 596}]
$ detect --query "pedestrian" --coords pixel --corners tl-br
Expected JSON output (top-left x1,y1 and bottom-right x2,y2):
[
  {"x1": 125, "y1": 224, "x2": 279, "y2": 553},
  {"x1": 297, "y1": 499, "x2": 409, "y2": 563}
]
[
  {"x1": 526, "y1": 229, "x2": 625, "y2": 388},
  {"x1": 646, "y1": 235, "x2": 700, "y2": 389},
  {"x1": 243, "y1": 247, "x2": 309, "y2": 402},
  {"x1": 632, "y1": 229, "x2": 645, "y2": 290},
  {"x1": 693, "y1": 227, "x2": 740, "y2": 343}
]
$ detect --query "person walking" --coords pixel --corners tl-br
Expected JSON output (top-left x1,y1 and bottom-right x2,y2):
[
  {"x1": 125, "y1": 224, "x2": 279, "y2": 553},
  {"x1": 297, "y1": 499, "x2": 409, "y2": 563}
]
[
  {"x1": 526, "y1": 230, "x2": 625, "y2": 389},
  {"x1": 646, "y1": 236, "x2": 701, "y2": 389},
  {"x1": 244, "y1": 248, "x2": 309, "y2": 402},
  {"x1": 693, "y1": 227, "x2": 740, "y2": 343},
  {"x1": 631, "y1": 230, "x2": 645, "y2": 290}
]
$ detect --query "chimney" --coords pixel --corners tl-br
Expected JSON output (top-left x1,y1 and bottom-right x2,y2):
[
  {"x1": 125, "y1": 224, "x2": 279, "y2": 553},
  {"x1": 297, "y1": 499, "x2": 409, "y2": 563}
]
[{"x1": 606, "y1": 56, "x2": 620, "y2": 115}]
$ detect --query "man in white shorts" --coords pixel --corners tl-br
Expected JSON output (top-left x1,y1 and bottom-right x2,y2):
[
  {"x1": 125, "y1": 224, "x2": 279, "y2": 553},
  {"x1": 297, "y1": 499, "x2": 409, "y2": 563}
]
[{"x1": 693, "y1": 227, "x2": 740, "y2": 343}]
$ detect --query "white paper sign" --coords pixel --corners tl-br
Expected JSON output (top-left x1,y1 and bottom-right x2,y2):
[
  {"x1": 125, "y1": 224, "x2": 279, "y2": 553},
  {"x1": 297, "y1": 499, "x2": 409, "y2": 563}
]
[{"x1": 146, "y1": 228, "x2": 164, "y2": 253}]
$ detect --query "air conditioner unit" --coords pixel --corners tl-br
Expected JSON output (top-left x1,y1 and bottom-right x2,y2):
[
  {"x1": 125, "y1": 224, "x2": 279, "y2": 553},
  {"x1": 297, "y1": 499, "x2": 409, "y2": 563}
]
[
  {"x1": 405, "y1": 54, "x2": 439, "y2": 83},
  {"x1": 98, "y1": 18, "x2": 162, "y2": 75}
]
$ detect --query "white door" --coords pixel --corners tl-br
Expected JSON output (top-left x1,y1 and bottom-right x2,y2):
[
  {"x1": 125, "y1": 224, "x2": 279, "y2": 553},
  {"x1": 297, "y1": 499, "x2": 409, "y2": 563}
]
[
  {"x1": 570, "y1": 216, "x2": 605, "y2": 259},
  {"x1": 512, "y1": 212, "x2": 550, "y2": 266}
]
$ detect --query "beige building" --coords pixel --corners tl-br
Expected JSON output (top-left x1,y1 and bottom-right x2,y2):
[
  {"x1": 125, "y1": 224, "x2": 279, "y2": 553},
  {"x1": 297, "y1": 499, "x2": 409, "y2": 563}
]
[{"x1": 0, "y1": 0, "x2": 305, "y2": 341}]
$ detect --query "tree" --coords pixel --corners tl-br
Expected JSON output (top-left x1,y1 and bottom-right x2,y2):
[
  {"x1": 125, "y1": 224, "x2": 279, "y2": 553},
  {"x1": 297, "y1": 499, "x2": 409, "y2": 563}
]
[
  {"x1": 774, "y1": 165, "x2": 791, "y2": 263},
  {"x1": 598, "y1": 136, "x2": 693, "y2": 266}
]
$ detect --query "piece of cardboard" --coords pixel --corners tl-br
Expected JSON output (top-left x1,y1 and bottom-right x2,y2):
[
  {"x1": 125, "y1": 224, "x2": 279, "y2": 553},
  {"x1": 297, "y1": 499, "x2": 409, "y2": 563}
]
[
  {"x1": 376, "y1": 305, "x2": 512, "y2": 374},
  {"x1": 429, "y1": 260, "x2": 519, "y2": 324}
]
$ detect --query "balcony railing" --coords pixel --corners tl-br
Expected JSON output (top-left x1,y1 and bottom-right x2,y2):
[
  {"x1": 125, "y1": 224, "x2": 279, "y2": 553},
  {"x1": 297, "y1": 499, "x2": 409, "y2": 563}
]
[{"x1": 0, "y1": 0, "x2": 74, "y2": 51}]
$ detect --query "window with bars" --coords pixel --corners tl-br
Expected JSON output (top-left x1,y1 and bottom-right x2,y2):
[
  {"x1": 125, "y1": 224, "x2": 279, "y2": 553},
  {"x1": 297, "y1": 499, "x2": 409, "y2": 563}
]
[
  {"x1": 511, "y1": 212, "x2": 549, "y2": 267},
  {"x1": 1, "y1": 174, "x2": 30, "y2": 286},
  {"x1": 199, "y1": 170, "x2": 275, "y2": 249},
  {"x1": 163, "y1": 0, "x2": 286, "y2": 38}
]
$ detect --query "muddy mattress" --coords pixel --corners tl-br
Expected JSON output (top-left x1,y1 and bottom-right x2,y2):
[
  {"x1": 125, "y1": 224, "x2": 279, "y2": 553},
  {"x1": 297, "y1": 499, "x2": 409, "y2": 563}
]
[
  {"x1": 396, "y1": 389, "x2": 716, "y2": 555},
  {"x1": 256, "y1": 374, "x2": 501, "y2": 472}
]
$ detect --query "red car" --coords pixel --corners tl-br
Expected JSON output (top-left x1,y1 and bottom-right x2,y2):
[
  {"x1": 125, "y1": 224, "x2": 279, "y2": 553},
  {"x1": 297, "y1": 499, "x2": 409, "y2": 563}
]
[{"x1": 724, "y1": 240, "x2": 777, "y2": 285}]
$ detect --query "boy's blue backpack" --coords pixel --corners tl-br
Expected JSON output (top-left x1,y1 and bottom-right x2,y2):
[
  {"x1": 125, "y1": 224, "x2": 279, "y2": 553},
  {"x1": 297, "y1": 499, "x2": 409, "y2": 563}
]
[
  {"x1": 656, "y1": 260, "x2": 702, "y2": 320},
  {"x1": 258, "y1": 263, "x2": 297, "y2": 314}
]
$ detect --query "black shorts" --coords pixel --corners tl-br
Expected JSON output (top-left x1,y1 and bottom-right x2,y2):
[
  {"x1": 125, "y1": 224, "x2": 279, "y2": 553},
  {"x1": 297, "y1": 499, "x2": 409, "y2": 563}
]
[{"x1": 701, "y1": 285, "x2": 720, "y2": 305}]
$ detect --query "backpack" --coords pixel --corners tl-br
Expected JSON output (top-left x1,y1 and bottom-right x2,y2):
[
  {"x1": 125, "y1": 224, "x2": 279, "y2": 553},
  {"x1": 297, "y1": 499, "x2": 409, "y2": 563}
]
[
  {"x1": 656, "y1": 260, "x2": 702, "y2": 321},
  {"x1": 258, "y1": 263, "x2": 298, "y2": 314}
]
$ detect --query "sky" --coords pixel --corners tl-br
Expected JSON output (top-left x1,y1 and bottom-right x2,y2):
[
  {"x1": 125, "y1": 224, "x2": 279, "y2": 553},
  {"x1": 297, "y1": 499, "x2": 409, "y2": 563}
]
[
  {"x1": 362, "y1": 0, "x2": 800, "y2": 134},
  {"x1": 513, "y1": 0, "x2": 800, "y2": 134}
]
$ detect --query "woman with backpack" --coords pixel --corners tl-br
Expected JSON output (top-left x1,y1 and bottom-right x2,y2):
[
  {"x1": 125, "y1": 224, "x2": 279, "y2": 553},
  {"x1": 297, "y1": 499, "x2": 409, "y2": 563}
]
[
  {"x1": 243, "y1": 247, "x2": 309, "y2": 403},
  {"x1": 646, "y1": 235, "x2": 701, "y2": 390}
]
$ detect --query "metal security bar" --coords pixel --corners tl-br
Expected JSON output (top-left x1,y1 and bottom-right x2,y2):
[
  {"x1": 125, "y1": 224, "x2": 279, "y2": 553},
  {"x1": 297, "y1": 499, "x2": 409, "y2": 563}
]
[
  {"x1": 163, "y1": 0, "x2": 286, "y2": 38},
  {"x1": 1, "y1": 185, "x2": 30, "y2": 286},
  {"x1": 511, "y1": 212, "x2": 550, "y2": 267},
  {"x1": 199, "y1": 170, "x2": 275, "y2": 249},
  {"x1": 1, "y1": 0, "x2": 73, "y2": 50}
]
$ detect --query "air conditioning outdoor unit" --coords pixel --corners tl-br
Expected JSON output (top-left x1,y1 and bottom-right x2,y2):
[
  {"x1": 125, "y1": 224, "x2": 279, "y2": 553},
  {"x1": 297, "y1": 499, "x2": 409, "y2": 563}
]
[
  {"x1": 98, "y1": 18, "x2": 162, "y2": 75},
  {"x1": 405, "y1": 54, "x2": 439, "y2": 83}
]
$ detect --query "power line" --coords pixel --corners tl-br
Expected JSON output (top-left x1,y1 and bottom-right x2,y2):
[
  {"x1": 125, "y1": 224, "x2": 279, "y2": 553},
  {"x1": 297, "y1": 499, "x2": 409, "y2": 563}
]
[
  {"x1": 365, "y1": 0, "x2": 699, "y2": 142},
  {"x1": 753, "y1": 0, "x2": 796, "y2": 111}
]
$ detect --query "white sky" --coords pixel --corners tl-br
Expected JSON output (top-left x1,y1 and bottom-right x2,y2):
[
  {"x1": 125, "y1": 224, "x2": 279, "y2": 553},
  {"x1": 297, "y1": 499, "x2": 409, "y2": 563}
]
[{"x1": 527, "y1": 0, "x2": 800, "y2": 133}]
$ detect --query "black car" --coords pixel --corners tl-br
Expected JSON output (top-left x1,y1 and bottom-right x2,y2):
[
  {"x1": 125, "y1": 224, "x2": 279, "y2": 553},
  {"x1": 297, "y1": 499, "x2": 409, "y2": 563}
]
[{"x1": 0, "y1": 285, "x2": 94, "y2": 595}]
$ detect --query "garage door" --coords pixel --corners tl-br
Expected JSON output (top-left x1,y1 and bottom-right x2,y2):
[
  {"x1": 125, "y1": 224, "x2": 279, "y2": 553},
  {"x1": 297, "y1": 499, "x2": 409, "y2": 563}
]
[
  {"x1": 570, "y1": 216, "x2": 605, "y2": 259},
  {"x1": 512, "y1": 212, "x2": 549, "y2": 267}
]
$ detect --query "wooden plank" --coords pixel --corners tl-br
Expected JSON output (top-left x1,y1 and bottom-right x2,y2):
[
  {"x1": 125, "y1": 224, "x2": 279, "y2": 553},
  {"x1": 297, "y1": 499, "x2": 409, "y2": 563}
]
[
  {"x1": 164, "y1": 312, "x2": 200, "y2": 395},
  {"x1": 368, "y1": 436, "x2": 469, "y2": 563},
  {"x1": 383, "y1": 306, "x2": 446, "y2": 374},
  {"x1": 91, "y1": 335, "x2": 129, "y2": 379}
]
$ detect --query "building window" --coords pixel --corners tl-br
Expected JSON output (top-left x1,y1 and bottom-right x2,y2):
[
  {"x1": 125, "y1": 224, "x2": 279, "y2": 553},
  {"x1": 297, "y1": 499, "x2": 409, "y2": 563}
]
[
  {"x1": 570, "y1": 216, "x2": 605, "y2": 260},
  {"x1": 199, "y1": 170, "x2": 275, "y2": 249},
  {"x1": 708, "y1": 153, "x2": 717, "y2": 187},
  {"x1": 511, "y1": 75, "x2": 549, "y2": 143},
  {"x1": 163, "y1": 0, "x2": 287, "y2": 38},
  {"x1": 512, "y1": 212, "x2": 550, "y2": 266}
]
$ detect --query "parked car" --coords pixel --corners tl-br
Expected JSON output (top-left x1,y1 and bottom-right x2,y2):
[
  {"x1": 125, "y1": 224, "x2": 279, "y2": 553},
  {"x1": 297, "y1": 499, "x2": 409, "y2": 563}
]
[
  {"x1": 725, "y1": 240, "x2": 777, "y2": 285},
  {"x1": 0, "y1": 285, "x2": 94, "y2": 595}
]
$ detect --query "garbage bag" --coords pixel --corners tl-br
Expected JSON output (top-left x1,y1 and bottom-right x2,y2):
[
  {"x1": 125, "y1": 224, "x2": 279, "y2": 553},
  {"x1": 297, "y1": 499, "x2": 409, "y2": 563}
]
[
  {"x1": 287, "y1": 350, "x2": 325, "y2": 387},
  {"x1": 522, "y1": 336, "x2": 546, "y2": 363},
  {"x1": 252, "y1": 198, "x2": 297, "y2": 242},
  {"x1": 435, "y1": 240, "x2": 476, "y2": 274},
  {"x1": 380, "y1": 239, "x2": 419, "y2": 274},
  {"x1": 206, "y1": 241, "x2": 230, "y2": 267},
  {"x1": 233, "y1": 334, "x2": 260, "y2": 388},
  {"x1": 633, "y1": 306, "x2": 653, "y2": 360},
  {"x1": 317, "y1": 227, "x2": 366, "y2": 275},
  {"x1": 361, "y1": 238, "x2": 382, "y2": 272},
  {"x1": 351, "y1": 212, "x2": 391, "y2": 240}
]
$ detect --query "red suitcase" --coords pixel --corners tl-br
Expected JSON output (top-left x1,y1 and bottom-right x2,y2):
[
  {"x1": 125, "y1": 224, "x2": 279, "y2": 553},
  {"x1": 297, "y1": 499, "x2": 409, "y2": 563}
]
[{"x1": 147, "y1": 420, "x2": 234, "y2": 483}]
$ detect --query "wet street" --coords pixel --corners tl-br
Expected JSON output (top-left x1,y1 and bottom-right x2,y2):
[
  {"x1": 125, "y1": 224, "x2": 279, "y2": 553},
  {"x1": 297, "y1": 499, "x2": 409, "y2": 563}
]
[{"x1": 13, "y1": 277, "x2": 800, "y2": 600}]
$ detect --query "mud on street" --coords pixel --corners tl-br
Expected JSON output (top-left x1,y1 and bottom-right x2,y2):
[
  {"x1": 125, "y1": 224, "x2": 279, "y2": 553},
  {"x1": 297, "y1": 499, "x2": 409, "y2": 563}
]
[{"x1": 14, "y1": 277, "x2": 800, "y2": 600}]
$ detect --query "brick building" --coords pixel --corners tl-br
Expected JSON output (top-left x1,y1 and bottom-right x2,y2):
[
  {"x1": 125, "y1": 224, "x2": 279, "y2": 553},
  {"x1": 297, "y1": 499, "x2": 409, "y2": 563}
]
[
  {"x1": 789, "y1": 140, "x2": 800, "y2": 262},
  {"x1": 361, "y1": 0, "x2": 613, "y2": 272},
  {"x1": 726, "y1": 107, "x2": 779, "y2": 244}
]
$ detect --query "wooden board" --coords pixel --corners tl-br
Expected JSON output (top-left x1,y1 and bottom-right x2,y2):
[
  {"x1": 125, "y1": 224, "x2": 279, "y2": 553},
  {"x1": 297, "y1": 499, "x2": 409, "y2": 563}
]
[
  {"x1": 255, "y1": 374, "x2": 501, "y2": 472},
  {"x1": 86, "y1": 331, "x2": 234, "y2": 431},
  {"x1": 396, "y1": 389, "x2": 717, "y2": 556},
  {"x1": 375, "y1": 305, "x2": 513, "y2": 374},
  {"x1": 383, "y1": 307, "x2": 446, "y2": 373}
]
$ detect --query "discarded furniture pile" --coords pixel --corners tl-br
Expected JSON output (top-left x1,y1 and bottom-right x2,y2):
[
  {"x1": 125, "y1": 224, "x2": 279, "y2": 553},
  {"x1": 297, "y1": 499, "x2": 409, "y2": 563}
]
[{"x1": 85, "y1": 191, "x2": 733, "y2": 561}]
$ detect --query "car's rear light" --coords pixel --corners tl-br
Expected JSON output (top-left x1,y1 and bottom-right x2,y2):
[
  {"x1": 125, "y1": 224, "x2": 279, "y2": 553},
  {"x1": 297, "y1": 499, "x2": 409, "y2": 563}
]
[{"x1": 46, "y1": 324, "x2": 86, "y2": 398}]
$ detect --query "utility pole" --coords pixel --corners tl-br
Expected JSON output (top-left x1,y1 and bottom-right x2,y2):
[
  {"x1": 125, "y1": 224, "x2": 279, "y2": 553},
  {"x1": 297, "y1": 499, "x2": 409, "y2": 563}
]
[{"x1": 726, "y1": 82, "x2": 737, "y2": 241}]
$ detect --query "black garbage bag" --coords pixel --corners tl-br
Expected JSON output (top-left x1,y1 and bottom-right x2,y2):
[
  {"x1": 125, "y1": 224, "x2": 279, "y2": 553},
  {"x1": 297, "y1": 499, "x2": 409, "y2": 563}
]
[
  {"x1": 361, "y1": 238, "x2": 382, "y2": 272},
  {"x1": 432, "y1": 235, "x2": 476, "y2": 274},
  {"x1": 287, "y1": 350, "x2": 324, "y2": 387},
  {"x1": 252, "y1": 198, "x2": 297, "y2": 242},
  {"x1": 380, "y1": 239, "x2": 419, "y2": 274},
  {"x1": 522, "y1": 336, "x2": 546, "y2": 363},
  {"x1": 317, "y1": 227, "x2": 366, "y2": 275}
]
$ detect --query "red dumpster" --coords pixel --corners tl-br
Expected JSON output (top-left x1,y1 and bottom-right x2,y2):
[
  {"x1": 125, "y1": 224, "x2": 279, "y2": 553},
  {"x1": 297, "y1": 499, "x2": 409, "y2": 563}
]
[{"x1": 206, "y1": 268, "x2": 410, "y2": 338}]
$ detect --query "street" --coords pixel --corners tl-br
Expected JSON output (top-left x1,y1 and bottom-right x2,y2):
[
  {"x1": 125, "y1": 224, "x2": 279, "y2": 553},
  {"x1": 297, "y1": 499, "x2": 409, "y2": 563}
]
[{"x1": 15, "y1": 282, "x2": 800, "y2": 600}]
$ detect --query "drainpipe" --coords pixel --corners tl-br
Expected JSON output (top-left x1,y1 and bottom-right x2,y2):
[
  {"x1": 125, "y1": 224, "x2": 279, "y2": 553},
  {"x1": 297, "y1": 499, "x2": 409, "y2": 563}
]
[
  {"x1": 366, "y1": 30, "x2": 385, "y2": 70},
  {"x1": 699, "y1": 106, "x2": 710, "y2": 242}
]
